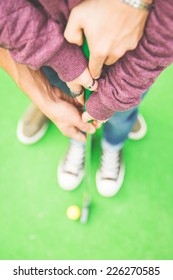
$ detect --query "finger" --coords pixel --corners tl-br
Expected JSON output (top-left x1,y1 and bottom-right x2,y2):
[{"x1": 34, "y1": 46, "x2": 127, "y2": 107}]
[
  {"x1": 76, "y1": 92, "x2": 84, "y2": 105},
  {"x1": 78, "y1": 121, "x2": 96, "y2": 135},
  {"x1": 82, "y1": 112, "x2": 108, "y2": 124},
  {"x1": 105, "y1": 48, "x2": 126, "y2": 65},
  {"x1": 82, "y1": 111, "x2": 94, "y2": 123},
  {"x1": 66, "y1": 82, "x2": 84, "y2": 101},
  {"x1": 71, "y1": 112, "x2": 96, "y2": 134},
  {"x1": 67, "y1": 68, "x2": 98, "y2": 94},
  {"x1": 79, "y1": 68, "x2": 98, "y2": 91},
  {"x1": 64, "y1": 11, "x2": 84, "y2": 46},
  {"x1": 92, "y1": 120, "x2": 102, "y2": 129},
  {"x1": 104, "y1": 55, "x2": 119, "y2": 65},
  {"x1": 85, "y1": 78, "x2": 98, "y2": 91},
  {"x1": 67, "y1": 127, "x2": 87, "y2": 142},
  {"x1": 89, "y1": 53, "x2": 106, "y2": 79},
  {"x1": 67, "y1": 83, "x2": 84, "y2": 104},
  {"x1": 67, "y1": 82, "x2": 83, "y2": 94}
]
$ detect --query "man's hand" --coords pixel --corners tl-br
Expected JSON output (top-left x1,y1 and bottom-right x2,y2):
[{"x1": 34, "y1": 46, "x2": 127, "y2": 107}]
[
  {"x1": 0, "y1": 48, "x2": 96, "y2": 142},
  {"x1": 64, "y1": 0, "x2": 151, "y2": 79},
  {"x1": 40, "y1": 87, "x2": 96, "y2": 142}
]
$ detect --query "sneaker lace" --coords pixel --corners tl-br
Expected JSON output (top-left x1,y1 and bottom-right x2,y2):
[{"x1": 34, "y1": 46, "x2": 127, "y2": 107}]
[
  {"x1": 101, "y1": 149, "x2": 121, "y2": 180},
  {"x1": 64, "y1": 144, "x2": 85, "y2": 175}
]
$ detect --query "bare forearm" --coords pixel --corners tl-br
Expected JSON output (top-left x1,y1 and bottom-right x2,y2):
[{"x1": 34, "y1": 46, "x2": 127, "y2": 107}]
[
  {"x1": 0, "y1": 48, "x2": 56, "y2": 108},
  {"x1": 0, "y1": 48, "x2": 96, "y2": 141}
]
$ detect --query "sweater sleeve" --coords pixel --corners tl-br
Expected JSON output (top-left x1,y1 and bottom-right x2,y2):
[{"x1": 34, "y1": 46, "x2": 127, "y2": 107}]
[
  {"x1": 86, "y1": 0, "x2": 173, "y2": 120},
  {"x1": 0, "y1": 0, "x2": 87, "y2": 82}
]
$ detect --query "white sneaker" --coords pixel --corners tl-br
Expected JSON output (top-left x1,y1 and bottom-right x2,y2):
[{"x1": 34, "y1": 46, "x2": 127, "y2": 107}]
[
  {"x1": 128, "y1": 114, "x2": 147, "y2": 140},
  {"x1": 96, "y1": 148, "x2": 125, "y2": 197},
  {"x1": 57, "y1": 143, "x2": 85, "y2": 191}
]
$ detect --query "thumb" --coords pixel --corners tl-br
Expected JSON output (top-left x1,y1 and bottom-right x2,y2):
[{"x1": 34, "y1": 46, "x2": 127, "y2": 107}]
[{"x1": 64, "y1": 11, "x2": 83, "y2": 46}]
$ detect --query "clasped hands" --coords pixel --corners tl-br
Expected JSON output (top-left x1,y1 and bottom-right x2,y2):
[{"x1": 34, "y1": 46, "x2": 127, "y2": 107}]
[
  {"x1": 64, "y1": 0, "x2": 151, "y2": 123},
  {"x1": 0, "y1": 0, "x2": 151, "y2": 143}
]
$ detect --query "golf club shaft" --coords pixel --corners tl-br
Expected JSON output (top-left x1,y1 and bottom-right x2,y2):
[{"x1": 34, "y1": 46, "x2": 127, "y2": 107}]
[{"x1": 80, "y1": 41, "x2": 92, "y2": 224}]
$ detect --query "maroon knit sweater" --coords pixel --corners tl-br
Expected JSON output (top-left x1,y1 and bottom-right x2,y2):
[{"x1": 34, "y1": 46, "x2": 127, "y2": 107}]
[{"x1": 0, "y1": 0, "x2": 173, "y2": 120}]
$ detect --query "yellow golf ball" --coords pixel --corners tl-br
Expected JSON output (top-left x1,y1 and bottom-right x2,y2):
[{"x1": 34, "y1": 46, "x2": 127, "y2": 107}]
[{"x1": 66, "y1": 205, "x2": 81, "y2": 221}]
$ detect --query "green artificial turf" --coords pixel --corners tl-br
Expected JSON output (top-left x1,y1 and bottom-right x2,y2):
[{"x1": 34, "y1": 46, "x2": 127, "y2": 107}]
[{"x1": 0, "y1": 64, "x2": 173, "y2": 260}]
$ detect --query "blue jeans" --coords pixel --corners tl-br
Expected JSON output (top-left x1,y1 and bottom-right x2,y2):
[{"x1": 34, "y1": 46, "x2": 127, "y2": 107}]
[{"x1": 43, "y1": 66, "x2": 145, "y2": 146}]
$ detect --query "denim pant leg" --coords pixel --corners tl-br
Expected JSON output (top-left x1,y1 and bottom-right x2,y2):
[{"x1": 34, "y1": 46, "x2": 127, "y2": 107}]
[
  {"x1": 103, "y1": 107, "x2": 139, "y2": 146},
  {"x1": 42, "y1": 66, "x2": 71, "y2": 95},
  {"x1": 103, "y1": 90, "x2": 148, "y2": 146}
]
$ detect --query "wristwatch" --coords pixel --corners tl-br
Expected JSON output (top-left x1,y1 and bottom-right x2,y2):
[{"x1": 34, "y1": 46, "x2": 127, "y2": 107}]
[{"x1": 120, "y1": 0, "x2": 153, "y2": 11}]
